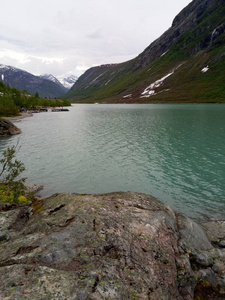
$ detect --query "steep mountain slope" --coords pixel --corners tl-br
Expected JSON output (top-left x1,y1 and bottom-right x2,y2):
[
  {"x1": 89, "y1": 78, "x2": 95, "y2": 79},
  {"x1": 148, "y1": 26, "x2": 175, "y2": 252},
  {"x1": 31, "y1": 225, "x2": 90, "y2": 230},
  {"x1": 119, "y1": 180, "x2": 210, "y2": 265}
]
[
  {"x1": 0, "y1": 65, "x2": 67, "y2": 98},
  {"x1": 64, "y1": 0, "x2": 225, "y2": 103}
]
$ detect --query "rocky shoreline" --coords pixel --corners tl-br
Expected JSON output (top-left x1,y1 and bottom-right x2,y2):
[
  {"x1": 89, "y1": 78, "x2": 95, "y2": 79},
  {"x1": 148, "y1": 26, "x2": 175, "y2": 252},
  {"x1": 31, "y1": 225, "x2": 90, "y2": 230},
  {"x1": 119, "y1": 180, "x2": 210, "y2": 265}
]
[
  {"x1": 0, "y1": 112, "x2": 34, "y2": 137},
  {"x1": 0, "y1": 192, "x2": 224, "y2": 299},
  {"x1": 0, "y1": 118, "x2": 22, "y2": 137}
]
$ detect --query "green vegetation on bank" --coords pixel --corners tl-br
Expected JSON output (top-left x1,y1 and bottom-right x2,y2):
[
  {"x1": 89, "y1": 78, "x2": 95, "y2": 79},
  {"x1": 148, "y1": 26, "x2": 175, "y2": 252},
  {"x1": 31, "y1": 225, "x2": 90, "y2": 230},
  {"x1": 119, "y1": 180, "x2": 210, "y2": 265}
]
[{"x1": 0, "y1": 81, "x2": 71, "y2": 117}]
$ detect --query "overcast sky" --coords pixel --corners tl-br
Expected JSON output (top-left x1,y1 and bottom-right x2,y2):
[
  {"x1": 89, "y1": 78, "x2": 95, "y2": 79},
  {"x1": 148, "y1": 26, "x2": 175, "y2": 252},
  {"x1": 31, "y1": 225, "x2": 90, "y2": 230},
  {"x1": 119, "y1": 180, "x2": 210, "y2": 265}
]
[{"x1": 0, "y1": 0, "x2": 192, "y2": 77}]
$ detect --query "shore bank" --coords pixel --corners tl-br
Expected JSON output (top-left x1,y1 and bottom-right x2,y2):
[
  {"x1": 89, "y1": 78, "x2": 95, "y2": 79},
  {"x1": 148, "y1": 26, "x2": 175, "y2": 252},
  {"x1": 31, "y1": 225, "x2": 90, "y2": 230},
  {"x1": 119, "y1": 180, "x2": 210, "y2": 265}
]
[
  {"x1": 8, "y1": 111, "x2": 33, "y2": 122},
  {"x1": 0, "y1": 192, "x2": 224, "y2": 299},
  {"x1": 1, "y1": 109, "x2": 51, "y2": 136}
]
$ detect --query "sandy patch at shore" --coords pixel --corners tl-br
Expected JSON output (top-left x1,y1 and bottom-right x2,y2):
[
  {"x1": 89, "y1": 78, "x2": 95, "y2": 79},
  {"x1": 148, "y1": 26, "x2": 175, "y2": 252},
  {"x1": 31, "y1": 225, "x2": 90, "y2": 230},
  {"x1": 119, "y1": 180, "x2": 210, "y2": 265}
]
[{"x1": 6, "y1": 111, "x2": 33, "y2": 123}]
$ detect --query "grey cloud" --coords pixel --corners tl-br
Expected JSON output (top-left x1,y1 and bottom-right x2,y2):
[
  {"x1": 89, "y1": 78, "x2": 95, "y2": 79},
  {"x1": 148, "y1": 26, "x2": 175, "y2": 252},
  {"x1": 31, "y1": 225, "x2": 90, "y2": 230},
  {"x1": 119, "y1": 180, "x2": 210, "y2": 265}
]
[
  {"x1": 0, "y1": 35, "x2": 29, "y2": 48},
  {"x1": 87, "y1": 29, "x2": 104, "y2": 40},
  {"x1": 0, "y1": 0, "x2": 192, "y2": 77}
]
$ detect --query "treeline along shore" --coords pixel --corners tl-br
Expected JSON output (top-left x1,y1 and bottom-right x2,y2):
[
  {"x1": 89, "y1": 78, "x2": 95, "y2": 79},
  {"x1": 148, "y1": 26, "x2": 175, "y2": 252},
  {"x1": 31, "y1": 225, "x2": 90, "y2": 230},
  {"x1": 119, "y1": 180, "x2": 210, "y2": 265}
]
[{"x1": 0, "y1": 81, "x2": 70, "y2": 117}]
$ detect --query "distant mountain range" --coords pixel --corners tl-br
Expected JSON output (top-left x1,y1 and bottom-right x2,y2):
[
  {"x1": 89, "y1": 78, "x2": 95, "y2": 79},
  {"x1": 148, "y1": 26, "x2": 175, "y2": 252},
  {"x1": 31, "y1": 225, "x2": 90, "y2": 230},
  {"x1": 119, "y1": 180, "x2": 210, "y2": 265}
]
[
  {"x1": 0, "y1": 65, "x2": 77, "y2": 98},
  {"x1": 64, "y1": 0, "x2": 225, "y2": 103},
  {"x1": 39, "y1": 74, "x2": 78, "y2": 90}
]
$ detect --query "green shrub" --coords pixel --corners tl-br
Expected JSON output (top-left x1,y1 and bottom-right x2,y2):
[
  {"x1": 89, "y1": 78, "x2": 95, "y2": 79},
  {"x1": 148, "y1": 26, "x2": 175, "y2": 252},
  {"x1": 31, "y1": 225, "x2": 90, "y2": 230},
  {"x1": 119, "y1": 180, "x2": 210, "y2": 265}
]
[{"x1": 0, "y1": 144, "x2": 27, "y2": 204}]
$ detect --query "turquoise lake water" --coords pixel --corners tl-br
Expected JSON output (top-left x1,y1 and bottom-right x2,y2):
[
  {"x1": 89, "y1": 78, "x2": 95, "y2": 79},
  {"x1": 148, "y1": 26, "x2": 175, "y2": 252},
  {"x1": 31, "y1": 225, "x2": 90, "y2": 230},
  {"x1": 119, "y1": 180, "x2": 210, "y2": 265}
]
[{"x1": 0, "y1": 104, "x2": 224, "y2": 220}]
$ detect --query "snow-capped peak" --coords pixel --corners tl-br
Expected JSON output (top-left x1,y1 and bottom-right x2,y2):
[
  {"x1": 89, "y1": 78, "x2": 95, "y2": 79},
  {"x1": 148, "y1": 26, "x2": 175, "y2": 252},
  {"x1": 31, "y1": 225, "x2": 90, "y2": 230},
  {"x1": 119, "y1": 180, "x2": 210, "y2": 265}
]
[
  {"x1": 56, "y1": 74, "x2": 78, "y2": 89},
  {"x1": 0, "y1": 64, "x2": 23, "y2": 72},
  {"x1": 39, "y1": 73, "x2": 78, "y2": 89},
  {"x1": 39, "y1": 74, "x2": 61, "y2": 85}
]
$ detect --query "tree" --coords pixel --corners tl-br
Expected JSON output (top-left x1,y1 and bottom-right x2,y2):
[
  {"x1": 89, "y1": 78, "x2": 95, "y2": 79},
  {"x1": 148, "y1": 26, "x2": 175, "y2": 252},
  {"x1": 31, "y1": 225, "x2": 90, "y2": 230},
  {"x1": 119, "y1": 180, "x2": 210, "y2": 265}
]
[{"x1": 0, "y1": 144, "x2": 27, "y2": 203}]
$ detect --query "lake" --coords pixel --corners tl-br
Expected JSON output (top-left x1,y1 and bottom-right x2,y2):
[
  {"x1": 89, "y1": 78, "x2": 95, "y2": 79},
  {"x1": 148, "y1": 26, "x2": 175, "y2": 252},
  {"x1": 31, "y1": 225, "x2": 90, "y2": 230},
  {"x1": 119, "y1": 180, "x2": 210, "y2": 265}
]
[{"x1": 0, "y1": 104, "x2": 224, "y2": 220}]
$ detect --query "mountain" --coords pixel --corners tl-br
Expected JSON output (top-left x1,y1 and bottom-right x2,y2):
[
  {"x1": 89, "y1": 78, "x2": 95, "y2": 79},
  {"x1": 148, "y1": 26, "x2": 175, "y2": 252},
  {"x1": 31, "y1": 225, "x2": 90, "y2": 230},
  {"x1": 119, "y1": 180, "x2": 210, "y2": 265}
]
[
  {"x1": 39, "y1": 74, "x2": 77, "y2": 90},
  {"x1": 0, "y1": 65, "x2": 67, "y2": 98},
  {"x1": 64, "y1": 0, "x2": 225, "y2": 103},
  {"x1": 39, "y1": 74, "x2": 64, "y2": 88},
  {"x1": 57, "y1": 74, "x2": 78, "y2": 89}
]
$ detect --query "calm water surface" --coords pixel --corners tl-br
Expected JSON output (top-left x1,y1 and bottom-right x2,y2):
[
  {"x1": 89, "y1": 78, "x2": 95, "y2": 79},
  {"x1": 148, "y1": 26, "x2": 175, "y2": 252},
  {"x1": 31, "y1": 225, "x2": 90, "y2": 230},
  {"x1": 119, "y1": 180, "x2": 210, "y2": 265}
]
[{"x1": 1, "y1": 104, "x2": 224, "y2": 220}]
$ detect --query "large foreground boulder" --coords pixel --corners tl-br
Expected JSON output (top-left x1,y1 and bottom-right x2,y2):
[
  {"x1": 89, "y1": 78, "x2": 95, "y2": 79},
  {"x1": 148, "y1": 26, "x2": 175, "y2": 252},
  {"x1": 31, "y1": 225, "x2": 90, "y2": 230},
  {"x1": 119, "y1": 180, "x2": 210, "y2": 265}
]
[
  {"x1": 0, "y1": 119, "x2": 21, "y2": 137},
  {"x1": 0, "y1": 192, "x2": 224, "y2": 299}
]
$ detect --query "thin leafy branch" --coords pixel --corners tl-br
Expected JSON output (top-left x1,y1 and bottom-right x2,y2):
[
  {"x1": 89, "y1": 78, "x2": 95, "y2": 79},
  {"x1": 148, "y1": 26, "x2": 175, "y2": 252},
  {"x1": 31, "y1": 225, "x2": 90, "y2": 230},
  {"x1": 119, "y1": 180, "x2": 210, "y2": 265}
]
[{"x1": 0, "y1": 143, "x2": 27, "y2": 203}]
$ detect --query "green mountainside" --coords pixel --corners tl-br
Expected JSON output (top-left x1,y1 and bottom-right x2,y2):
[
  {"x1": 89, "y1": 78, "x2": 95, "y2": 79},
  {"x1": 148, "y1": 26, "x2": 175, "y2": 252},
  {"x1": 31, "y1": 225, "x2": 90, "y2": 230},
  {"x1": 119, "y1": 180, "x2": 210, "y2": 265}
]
[{"x1": 64, "y1": 0, "x2": 225, "y2": 103}]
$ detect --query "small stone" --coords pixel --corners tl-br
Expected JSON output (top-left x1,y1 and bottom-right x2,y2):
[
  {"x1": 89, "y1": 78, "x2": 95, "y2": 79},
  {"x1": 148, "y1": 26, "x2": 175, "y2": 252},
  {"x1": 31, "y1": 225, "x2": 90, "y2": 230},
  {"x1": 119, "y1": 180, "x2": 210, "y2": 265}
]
[
  {"x1": 0, "y1": 231, "x2": 8, "y2": 242},
  {"x1": 219, "y1": 240, "x2": 225, "y2": 248},
  {"x1": 212, "y1": 261, "x2": 224, "y2": 274},
  {"x1": 191, "y1": 252, "x2": 213, "y2": 267}
]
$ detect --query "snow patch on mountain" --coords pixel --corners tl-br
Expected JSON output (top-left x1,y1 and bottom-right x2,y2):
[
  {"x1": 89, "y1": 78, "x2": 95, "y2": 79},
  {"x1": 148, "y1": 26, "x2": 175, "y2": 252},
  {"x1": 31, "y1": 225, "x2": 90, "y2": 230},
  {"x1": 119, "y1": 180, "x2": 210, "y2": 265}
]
[
  {"x1": 160, "y1": 50, "x2": 168, "y2": 57},
  {"x1": 201, "y1": 66, "x2": 209, "y2": 73},
  {"x1": 140, "y1": 64, "x2": 184, "y2": 98},
  {"x1": 140, "y1": 71, "x2": 174, "y2": 98},
  {"x1": 123, "y1": 94, "x2": 132, "y2": 99}
]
